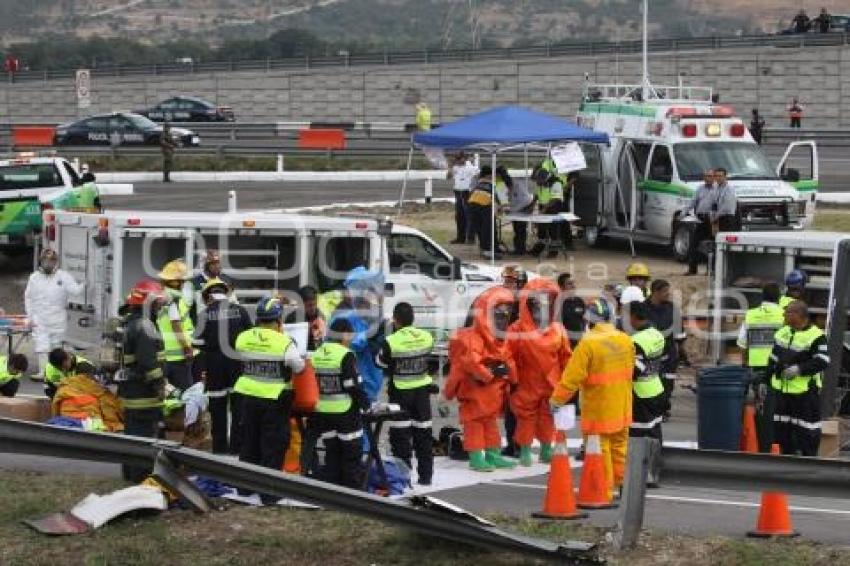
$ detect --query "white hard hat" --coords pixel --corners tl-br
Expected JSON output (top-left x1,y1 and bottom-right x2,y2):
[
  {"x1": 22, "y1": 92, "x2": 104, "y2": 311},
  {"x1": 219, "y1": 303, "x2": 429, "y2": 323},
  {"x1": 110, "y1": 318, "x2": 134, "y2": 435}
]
[{"x1": 620, "y1": 285, "x2": 645, "y2": 305}]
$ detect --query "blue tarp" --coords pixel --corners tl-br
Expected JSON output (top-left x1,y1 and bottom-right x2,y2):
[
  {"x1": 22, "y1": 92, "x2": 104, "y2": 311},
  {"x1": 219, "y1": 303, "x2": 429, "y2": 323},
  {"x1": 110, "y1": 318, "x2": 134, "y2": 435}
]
[{"x1": 412, "y1": 105, "x2": 609, "y2": 149}]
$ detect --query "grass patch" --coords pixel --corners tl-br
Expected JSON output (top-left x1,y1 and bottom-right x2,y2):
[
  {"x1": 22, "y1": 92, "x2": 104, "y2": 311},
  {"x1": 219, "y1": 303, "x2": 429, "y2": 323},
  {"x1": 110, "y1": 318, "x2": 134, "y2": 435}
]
[
  {"x1": 812, "y1": 210, "x2": 850, "y2": 232},
  {"x1": 80, "y1": 154, "x2": 437, "y2": 172}
]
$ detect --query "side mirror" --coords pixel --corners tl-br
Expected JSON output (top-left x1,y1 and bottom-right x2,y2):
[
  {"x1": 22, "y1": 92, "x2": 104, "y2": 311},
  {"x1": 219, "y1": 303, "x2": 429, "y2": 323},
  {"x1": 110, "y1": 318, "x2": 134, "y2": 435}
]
[
  {"x1": 452, "y1": 256, "x2": 463, "y2": 280},
  {"x1": 782, "y1": 168, "x2": 801, "y2": 183}
]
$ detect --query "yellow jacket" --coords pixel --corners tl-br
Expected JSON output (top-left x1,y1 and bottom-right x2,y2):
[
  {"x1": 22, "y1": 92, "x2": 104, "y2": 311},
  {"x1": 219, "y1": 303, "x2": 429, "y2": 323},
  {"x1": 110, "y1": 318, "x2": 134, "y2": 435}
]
[
  {"x1": 551, "y1": 322, "x2": 634, "y2": 434},
  {"x1": 52, "y1": 374, "x2": 124, "y2": 432}
]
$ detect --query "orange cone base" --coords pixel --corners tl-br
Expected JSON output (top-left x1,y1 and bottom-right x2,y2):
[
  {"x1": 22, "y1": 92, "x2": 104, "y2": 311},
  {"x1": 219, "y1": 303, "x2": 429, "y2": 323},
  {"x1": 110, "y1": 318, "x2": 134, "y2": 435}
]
[
  {"x1": 532, "y1": 510, "x2": 588, "y2": 521},
  {"x1": 577, "y1": 500, "x2": 619, "y2": 510},
  {"x1": 747, "y1": 529, "x2": 800, "y2": 539}
]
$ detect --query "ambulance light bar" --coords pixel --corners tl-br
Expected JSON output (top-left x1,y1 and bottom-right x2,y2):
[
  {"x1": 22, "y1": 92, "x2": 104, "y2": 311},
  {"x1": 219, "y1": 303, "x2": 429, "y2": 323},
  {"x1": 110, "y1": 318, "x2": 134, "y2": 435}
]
[
  {"x1": 682, "y1": 124, "x2": 697, "y2": 138},
  {"x1": 730, "y1": 123, "x2": 746, "y2": 137},
  {"x1": 705, "y1": 123, "x2": 722, "y2": 137},
  {"x1": 712, "y1": 106, "x2": 735, "y2": 118}
]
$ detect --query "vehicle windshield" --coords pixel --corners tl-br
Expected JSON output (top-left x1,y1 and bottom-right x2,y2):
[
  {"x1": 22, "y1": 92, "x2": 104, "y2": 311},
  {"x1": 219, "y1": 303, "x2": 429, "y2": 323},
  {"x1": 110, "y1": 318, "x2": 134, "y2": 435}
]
[
  {"x1": 0, "y1": 163, "x2": 62, "y2": 191},
  {"x1": 125, "y1": 114, "x2": 158, "y2": 129},
  {"x1": 674, "y1": 142, "x2": 777, "y2": 182}
]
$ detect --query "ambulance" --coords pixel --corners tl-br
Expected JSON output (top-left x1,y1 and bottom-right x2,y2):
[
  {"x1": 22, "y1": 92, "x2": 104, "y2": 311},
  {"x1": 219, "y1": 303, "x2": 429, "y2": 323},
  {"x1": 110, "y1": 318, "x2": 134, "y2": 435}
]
[{"x1": 572, "y1": 82, "x2": 818, "y2": 261}]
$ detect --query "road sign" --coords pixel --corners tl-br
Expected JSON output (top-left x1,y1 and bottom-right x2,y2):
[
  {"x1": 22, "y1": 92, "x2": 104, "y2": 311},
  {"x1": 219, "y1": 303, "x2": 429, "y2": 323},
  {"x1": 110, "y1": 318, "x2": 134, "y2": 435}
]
[{"x1": 76, "y1": 69, "x2": 91, "y2": 109}]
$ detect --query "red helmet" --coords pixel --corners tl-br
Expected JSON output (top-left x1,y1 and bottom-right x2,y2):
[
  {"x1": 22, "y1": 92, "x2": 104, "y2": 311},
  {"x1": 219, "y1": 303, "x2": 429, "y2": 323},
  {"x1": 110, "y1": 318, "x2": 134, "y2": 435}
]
[{"x1": 126, "y1": 279, "x2": 165, "y2": 306}]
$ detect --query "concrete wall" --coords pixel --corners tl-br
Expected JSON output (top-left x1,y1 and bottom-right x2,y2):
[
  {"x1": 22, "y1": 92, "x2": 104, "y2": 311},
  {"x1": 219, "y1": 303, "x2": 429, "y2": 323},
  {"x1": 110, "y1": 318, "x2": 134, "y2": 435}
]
[{"x1": 1, "y1": 44, "x2": 847, "y2": 129}]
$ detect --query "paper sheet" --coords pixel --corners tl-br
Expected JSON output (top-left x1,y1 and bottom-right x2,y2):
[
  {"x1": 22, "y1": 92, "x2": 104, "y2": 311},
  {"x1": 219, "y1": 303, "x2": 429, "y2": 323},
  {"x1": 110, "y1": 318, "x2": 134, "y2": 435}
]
[{"x1": 554, "y1": 404, "x2": 576, "y2": 431}]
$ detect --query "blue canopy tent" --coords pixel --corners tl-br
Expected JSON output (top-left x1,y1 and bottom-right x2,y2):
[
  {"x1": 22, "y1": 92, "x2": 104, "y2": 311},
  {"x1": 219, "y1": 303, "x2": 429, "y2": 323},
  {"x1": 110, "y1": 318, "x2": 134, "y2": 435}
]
[{"x1": 399, "y1": 105, "x2": 609, "y2": 263}]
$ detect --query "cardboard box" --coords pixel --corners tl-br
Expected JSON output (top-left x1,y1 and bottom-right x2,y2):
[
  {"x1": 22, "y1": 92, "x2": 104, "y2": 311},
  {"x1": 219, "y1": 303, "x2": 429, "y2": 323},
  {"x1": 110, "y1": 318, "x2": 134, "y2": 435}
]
[
  {"x1": 0, "y1": 394, "x2": 52, "y2": 422},
  {"x1": 818, "y1": 418, "x2": 842, "y2": 458}
]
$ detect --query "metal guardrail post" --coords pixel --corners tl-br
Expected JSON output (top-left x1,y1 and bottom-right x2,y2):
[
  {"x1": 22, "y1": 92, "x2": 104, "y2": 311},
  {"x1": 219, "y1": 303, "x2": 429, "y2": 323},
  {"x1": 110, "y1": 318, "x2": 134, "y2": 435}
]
[{"x1": 613, "y1": 437, "x2": 650, "y2": 551}]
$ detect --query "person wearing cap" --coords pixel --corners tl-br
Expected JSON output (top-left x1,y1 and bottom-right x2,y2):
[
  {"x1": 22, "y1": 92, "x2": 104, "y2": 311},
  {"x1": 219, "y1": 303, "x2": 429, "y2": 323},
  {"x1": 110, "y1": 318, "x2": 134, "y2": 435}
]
[
  {"x1": 550, "y1": 299, "x2": 635, "y2": 498},
  {"x1": 625, "y1": 263, "x2": 651, "y2": 298},
  {"x1": 119, "y1": 279, "x2": 168, "y2": 481},
  {"x1": 467, "y1": 166, "x2": 505, "y2": 260},
  {"x1": 192, "y1": 249, "x2": 235, "y2": 299},
  {"x1": 0, "y1": 354, "x2": 29, "y2": 397},
  {"x1": 193, "y1": 278, "x2": 253, "y2": 454},
  {"x1": 557, "y1": 273, "x2": 586, "y2": 349},
  {"x1": 646, "y1": 279, "x2": 685, "y2": 416},
  {"x1": 25, "y1": 248, "x2": 85, "y2": 379},
  {"x1": 157, "y1": 259, "x2": 197, "y2": 391},
  {"x1": 234, "y1": 295, "x2": 305, "y2": 480},
  {"x1": 780, "y1": 270, "x2": 808, "y2": 310}
]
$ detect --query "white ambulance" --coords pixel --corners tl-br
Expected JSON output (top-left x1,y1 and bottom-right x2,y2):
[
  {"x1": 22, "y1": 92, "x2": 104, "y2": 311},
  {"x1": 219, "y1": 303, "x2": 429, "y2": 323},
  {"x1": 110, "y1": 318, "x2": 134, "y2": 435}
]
[
  {"x1": 44, "y1": 209, "x2": 502, "y2": 350},
  {"x1": 572, "y1": 83, "x2": 818, "y2": 261}
]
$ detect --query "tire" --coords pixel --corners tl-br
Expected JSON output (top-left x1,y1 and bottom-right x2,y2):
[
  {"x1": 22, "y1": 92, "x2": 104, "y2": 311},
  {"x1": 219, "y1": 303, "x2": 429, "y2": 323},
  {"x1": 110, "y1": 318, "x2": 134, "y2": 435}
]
[
  {"x1": 672, "y1": 221, "x2": 694, "y2": 263},
  {"x1": 583, "y1": 225, "x2": 604, "y2": 248}
]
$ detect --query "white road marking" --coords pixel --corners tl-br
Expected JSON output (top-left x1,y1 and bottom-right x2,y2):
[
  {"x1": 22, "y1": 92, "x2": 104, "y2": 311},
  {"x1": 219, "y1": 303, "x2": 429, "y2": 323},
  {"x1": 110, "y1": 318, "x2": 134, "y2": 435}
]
[{"x1": 493, "y1": 482, "x2": 850, "y2": 517}]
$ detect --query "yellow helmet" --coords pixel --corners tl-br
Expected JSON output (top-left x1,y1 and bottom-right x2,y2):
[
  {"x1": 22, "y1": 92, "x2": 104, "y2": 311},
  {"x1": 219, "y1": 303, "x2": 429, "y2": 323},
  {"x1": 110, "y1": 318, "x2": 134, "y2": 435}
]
[
  {"x1": 158, "y1": 259, "x2": 189, "y2": 281},
  {"x1": 626, "y1": 262, "x2": 651, "y2": 279},
  {"x1": 201, "y1": 277, "x2": 229, "y2": 298}
]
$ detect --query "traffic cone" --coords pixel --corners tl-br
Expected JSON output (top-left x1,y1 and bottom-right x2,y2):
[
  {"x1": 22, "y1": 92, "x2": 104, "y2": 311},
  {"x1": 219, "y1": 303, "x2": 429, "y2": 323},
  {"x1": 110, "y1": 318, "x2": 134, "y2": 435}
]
[
  {"x1": 739, "y1": 403, "x2": 759, "y2": 453},
  {"x1": 532, "y1": 431, "x2": 587, "y2": 520},
  {"x1": 747, "y1": 444, "x2": 799, "y2": 538},
  {"x1": 576, "y1": 434, "x2": 617, "y2": 510}
]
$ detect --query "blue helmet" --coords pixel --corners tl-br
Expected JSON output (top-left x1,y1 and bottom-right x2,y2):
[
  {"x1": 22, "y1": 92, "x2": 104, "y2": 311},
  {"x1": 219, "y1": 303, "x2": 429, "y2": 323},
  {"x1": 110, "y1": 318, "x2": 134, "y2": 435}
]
[
  {"x1": 256, "y1": 295, "x2": 283, "y2": 322},
  {"x1": 785, "y1": 269, "x2": 808, "y2": 288}
]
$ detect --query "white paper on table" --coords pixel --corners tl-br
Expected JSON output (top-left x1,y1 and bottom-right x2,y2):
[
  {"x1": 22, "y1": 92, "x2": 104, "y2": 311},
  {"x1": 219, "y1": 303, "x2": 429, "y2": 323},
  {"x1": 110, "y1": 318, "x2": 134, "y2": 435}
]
[
  {"x1": 550, "y1": 142, "x2": 587, "y2": 174},
  {"x1": 554, "y1": 404, "x2": 576, "y2": 431}
]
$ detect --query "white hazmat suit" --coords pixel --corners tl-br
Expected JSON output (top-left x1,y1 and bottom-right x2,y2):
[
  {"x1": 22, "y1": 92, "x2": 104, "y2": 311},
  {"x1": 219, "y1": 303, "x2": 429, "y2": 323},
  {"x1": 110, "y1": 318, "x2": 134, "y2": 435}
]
[{"x1": 24, "y1": 267, "x2": 84, "y2": 376}]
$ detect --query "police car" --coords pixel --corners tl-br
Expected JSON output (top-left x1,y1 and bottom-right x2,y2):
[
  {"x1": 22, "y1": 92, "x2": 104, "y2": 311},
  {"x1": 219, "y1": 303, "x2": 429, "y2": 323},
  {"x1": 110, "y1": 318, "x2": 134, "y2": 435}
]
[
  {"x1": 138, "y1": 96, "x2": 235, "y2": 122},
  {"x1": 53, "y1": 112, "x2": 201, "y2": 147}
]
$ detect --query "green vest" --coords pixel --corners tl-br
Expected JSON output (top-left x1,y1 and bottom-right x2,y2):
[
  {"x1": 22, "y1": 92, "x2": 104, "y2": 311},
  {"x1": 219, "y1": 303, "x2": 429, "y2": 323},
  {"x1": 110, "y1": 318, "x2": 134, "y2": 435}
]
[
  {"x1": 386, "y1": 326, "x2": 434, "y2": 390},
  {"x1": 535, "y1": 180, "x2": 564, "y2": 206},
  {"x1": 0, "y1": 356, "x2": 19, "y2": 386},
  {"x1": 779, "y1": 295, "x2": 795, "y2": 310},
  {"x1": 233, "y1": 327, "x2": 294, "y2": 399},
  {"x1": 45, "y1": 355, "x2": 91, "y2": 386},
  {"x1": 76, "y1": 182, "x2": 99, "y2": 209},
  {"x1": 770, "y1": 325, "x2": 824, "y2": 394},
  {"x1": 157, "y1": 291, "x2": 196, "y2": 361},
  {"x1": 743, "y1": 303, "x2": 785, "y2": 368},
  {"x1": 312, "y1": 342, "x2": 354, "y2": 414},
  {"x1": 632, "y1": 327, "x2": 666, "y2": 399}
]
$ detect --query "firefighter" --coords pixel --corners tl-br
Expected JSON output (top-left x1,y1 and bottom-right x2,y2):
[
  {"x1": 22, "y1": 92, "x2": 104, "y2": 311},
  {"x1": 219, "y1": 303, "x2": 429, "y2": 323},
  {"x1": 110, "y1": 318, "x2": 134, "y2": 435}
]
[
  {"x1": 0, "y1": 354, "x2": 28, "y2": 397},
  {"x1": 234, "y1": 295, "x2": 305, "y2": 479},
  {"x1": 507, "y1": 278, "x2": 572, "y2": 466},
  {"x1": 45, "y1": 348, "x2": 96, "y2": 399},
  {"x1": 157, "y1": 260, "x2": 196, "y2": 391},
  {"x1": 193, "y1": 278, "x2": 253, "y2": 455},
  {"x1": 550, "y1": 299, "x2": 635, "y2": 497},
  {"x1": 625, "y1": 263, "x2": 651, "y2": 297},
  {"x1": 376, "y1": 302, "x2": 436, "y2": 486},
  {"x1": 780, "y1": 270, "x2": 807, "y2": 309},
  {"x1": 760, "y1": 300, "x2": 829, "y2": 456},
  {"x1": 444, "y1": 287, "x2": 518, "y2": 472},
  {"x1": 309, "y1": 317, "x2": 369, "y2": 488},
  {"x1": 119, "y1": 279, "x2": 168, "y2": 482}
]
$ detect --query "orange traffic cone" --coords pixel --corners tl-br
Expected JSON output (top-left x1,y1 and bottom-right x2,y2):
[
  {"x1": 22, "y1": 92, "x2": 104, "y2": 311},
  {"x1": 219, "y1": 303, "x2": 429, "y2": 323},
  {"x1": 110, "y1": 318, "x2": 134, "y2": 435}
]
[
  {"x1": 532, "y1": 431, "x2": 587, "y2": 520},
  {"x1": 576, "y1": 434, "x2": 617, "y2": 510},
  {"x1": 739, "y1": 403, "x2": 758, "y2": 453},
  {"x1": 747, "y1": 444, "x2": 799, "y2": 538},
  {"x1": 282, "y1": 418, "x2": 302, "y2": 474}
]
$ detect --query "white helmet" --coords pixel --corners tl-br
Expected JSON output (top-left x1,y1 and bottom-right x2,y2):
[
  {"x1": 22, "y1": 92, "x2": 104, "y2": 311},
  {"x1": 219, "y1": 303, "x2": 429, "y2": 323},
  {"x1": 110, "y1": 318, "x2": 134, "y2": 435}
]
[{"x1": 620, "y1": 285, "x2": 645, "y2": 305}]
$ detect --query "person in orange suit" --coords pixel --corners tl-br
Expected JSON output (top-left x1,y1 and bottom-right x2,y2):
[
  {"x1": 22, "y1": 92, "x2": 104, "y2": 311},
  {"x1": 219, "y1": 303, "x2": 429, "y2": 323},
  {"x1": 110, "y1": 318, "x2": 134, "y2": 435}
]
[
  {"x1": 550, "y1": 299, "x2": 634, "y2": 497},
  {"x1": 507, "y1": 278, "x2": 572, "y2": 466},
  {"x1": 444, "y1": 287, "x2": 518, "y2": 471}
]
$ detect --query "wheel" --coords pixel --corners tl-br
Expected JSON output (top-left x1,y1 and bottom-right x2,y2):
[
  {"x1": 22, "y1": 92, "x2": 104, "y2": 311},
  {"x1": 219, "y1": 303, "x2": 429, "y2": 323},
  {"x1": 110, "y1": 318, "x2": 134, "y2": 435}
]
[
  {"x1": 672, "y1": 222, "x2": 694, "y2": 263},
  {"x1": 583, "y1": 225, "x2": 604, "y2": 247}
]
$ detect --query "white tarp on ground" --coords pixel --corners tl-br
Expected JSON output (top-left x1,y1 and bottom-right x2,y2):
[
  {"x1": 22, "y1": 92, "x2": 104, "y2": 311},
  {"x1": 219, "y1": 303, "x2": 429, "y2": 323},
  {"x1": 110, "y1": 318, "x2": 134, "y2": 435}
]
[{"x1": 70, "y1": 485, "x2": 167, "y2": 529}]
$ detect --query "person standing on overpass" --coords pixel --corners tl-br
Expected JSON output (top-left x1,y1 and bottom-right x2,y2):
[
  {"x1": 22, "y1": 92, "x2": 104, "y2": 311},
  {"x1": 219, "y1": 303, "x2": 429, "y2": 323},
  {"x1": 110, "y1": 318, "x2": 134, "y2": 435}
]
[
  {"x1": 749, "y1": 109, "x2": 766, "y2": 145},
  {"x1": 415, "y1": 102, "x2": 432, "y2": 131},
  {"x1": 788, "y1": 98, "x2": 804, "y2": 129}
]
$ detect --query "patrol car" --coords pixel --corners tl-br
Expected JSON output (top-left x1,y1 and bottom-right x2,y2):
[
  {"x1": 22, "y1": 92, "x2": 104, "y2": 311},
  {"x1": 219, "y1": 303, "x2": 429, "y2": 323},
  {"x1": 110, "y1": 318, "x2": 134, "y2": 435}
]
[
  {"x1": 53, "y1": 112, "x2": 200, "y2": 147},
  {"x1": 572, "y1": 82, "x2": 817, "y2": 261},
  {"x1": 138, "y1": 96, "x2": 235, "y2": 122}
]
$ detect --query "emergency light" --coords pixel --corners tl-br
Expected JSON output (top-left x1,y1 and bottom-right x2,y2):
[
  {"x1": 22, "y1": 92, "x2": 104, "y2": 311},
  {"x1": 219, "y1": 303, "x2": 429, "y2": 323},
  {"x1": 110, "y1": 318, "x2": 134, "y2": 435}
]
[
  {"x1": 705, "y1": 123, "x2": 722, "y2": 137},
  {"x1": 681, "y1": 124, "x2": 697, "y2": 137},
  {"x1": 730, "y1": 123, "x2": 746, "y2": 137}
]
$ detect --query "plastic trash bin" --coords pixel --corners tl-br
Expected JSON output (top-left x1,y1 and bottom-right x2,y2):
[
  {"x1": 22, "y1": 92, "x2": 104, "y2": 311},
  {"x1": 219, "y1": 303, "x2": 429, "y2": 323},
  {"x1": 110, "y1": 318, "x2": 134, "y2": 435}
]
[{"x1": 697, "y1": 366, "x2": 751, "y2": 450}]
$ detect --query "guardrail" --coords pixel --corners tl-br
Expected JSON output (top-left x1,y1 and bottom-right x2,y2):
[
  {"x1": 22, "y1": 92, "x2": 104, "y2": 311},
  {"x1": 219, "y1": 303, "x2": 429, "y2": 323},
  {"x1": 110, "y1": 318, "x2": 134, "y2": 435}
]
[{"x1": 4, "y1": 32, "x2": 849, "y2": 84}]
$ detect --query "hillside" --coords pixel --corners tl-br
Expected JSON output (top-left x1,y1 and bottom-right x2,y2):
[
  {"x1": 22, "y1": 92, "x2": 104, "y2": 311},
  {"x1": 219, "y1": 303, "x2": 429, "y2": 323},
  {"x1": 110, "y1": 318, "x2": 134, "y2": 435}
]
[{"x1": 1, "y1": 1, "x2": 846, "y2": 50}]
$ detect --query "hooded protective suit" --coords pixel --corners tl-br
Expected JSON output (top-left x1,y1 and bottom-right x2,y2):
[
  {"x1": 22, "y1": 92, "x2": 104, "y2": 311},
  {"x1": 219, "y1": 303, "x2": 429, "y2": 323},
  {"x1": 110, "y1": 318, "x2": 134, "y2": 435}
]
[
  {"x1": 507, "y1": 279, "x2": 572, "y2": 448},
  {"x1": 444, "y1": 287, "x2": 517, "y2": 452},
  {"x1": 24, "y1": 265, "x2": 84, "y2": 372}
]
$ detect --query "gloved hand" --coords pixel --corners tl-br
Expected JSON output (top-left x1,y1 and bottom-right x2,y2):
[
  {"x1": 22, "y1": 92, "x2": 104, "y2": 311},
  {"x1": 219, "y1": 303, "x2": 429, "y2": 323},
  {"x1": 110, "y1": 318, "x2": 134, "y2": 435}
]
[
  {"x1": 491, "y1": 363, "x2": 509, "y2": 379},
  {"x1": 782, "y1": 365, "x2": 801, "y2": 379}
]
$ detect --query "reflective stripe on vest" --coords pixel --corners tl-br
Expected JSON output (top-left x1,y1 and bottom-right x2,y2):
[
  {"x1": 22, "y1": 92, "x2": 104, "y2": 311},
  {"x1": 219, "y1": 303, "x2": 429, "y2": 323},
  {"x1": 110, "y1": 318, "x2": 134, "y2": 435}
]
[
  {"x1": 157, "y1": 293, "x2": 196, "y2": 361},
  {"x1": 0, "y1": 356, "x2": 18, "y2": 386},
  {"x1": 123, "y1": 397, "x2": 163, "y2": 409},
  {"x1": 632, "y1": 328, "x2": 666, "y2": 399},
  {"x1": 387, "y1": 326, "x2": 434, "y2": 390},
  {"x1": 312, "y1": 342, "x2": 353, "y2": 414},
  {"x1": 744, "y1": 304, "x2": 785, "y2": 368},
  {"x1": 770, "y1": 325, "x2": 824, "y2": 395},
  {"x1": 233, "y1": 327, "x2": 294, "y2": 399}
]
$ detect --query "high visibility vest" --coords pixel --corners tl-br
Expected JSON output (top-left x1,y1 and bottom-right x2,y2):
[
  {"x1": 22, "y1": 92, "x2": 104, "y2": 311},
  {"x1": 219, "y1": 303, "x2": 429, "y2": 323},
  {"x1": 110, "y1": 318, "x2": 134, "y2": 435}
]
[
  {"x1": 45, "y1": 355, "x2": 92, "y2": 386},
  {"x1": 386, "y1": 326, "x2": 434, "y2": 390},
  {"x1": 779, "y1": 295, "x2": 795, "y2": 310},
  {"x1": 743, "y1": 303, "x2": 785, "y2": 368},
  {"x1": 770, "y1": 325, "x2": 824, "y2": 395},
  {"x1": 157, "y1": 291, "x2": 196, "y2": 362},
  {"x1": 233, "y1": 327, "x2": 294, "y2": 400},
  {"x1": 631, "y1": 327, "x2": 666, "y2": 399},
  {"x1": 0, "y1": 356, "x2": 19, "y2": 386},
  {"x1": 76, "y1": 182, "x2": 99, "y2": 209},
  {"x1": 312, "y1": 342, "x2": 354, "y2": 414},
  {"x1": 416, "y1": 106, "x2": 432, "y2": 131},
  {"x1": 535, "y1": 180, "x2": 564, "y2": 206}
]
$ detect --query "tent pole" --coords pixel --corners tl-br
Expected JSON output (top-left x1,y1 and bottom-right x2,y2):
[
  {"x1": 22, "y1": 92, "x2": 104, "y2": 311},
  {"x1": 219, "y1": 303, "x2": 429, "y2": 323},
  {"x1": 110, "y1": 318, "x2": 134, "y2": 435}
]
[
  {"x1": 397, "y1": 144, "x2": 414, "y2": 217},
  {"x1": 491, "y1": 151, "x2": 497, "y2": 266}
]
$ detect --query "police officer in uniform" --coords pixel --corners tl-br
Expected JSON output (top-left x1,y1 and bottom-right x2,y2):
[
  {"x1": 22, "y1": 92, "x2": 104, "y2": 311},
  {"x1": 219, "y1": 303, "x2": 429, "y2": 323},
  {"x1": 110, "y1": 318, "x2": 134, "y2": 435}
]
[
  {"x1": 376, "y1": 302, "x2": 436, "y2": 486},
  {"x1": 760, "y1": 300, "x2": 830, "y2": 456},
  {"x1": 234, "y1": 295, "x2": 305, "y2": 478},
  {"x1": 737, "y1": 282, "x2": 785, "y2": 451},
  {"x1": 193, "y1": 278, "x2": 253, "y2": 454},
  {"x1": 309, "y1": 318, "x2": 368, "y2": 488},
  {"x1": 120, "y1": 279, "x2": 168, "y2": 482}
]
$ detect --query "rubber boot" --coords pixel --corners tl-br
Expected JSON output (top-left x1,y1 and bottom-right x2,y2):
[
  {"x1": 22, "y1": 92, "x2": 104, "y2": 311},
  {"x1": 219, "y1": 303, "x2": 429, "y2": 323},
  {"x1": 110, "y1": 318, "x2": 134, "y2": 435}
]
[
  {"x1": 485, "y1": 448, "x2": 517, "y2": 469},
  {"x1": 469, "y1": 450, "x2": 494, "y2": 472},
  {"x1": 519, "y1": 445, "x2": 533, "y2": 467},
  {"x1": 539, "y1": 442, "x2": 553, "y2": 464}
]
